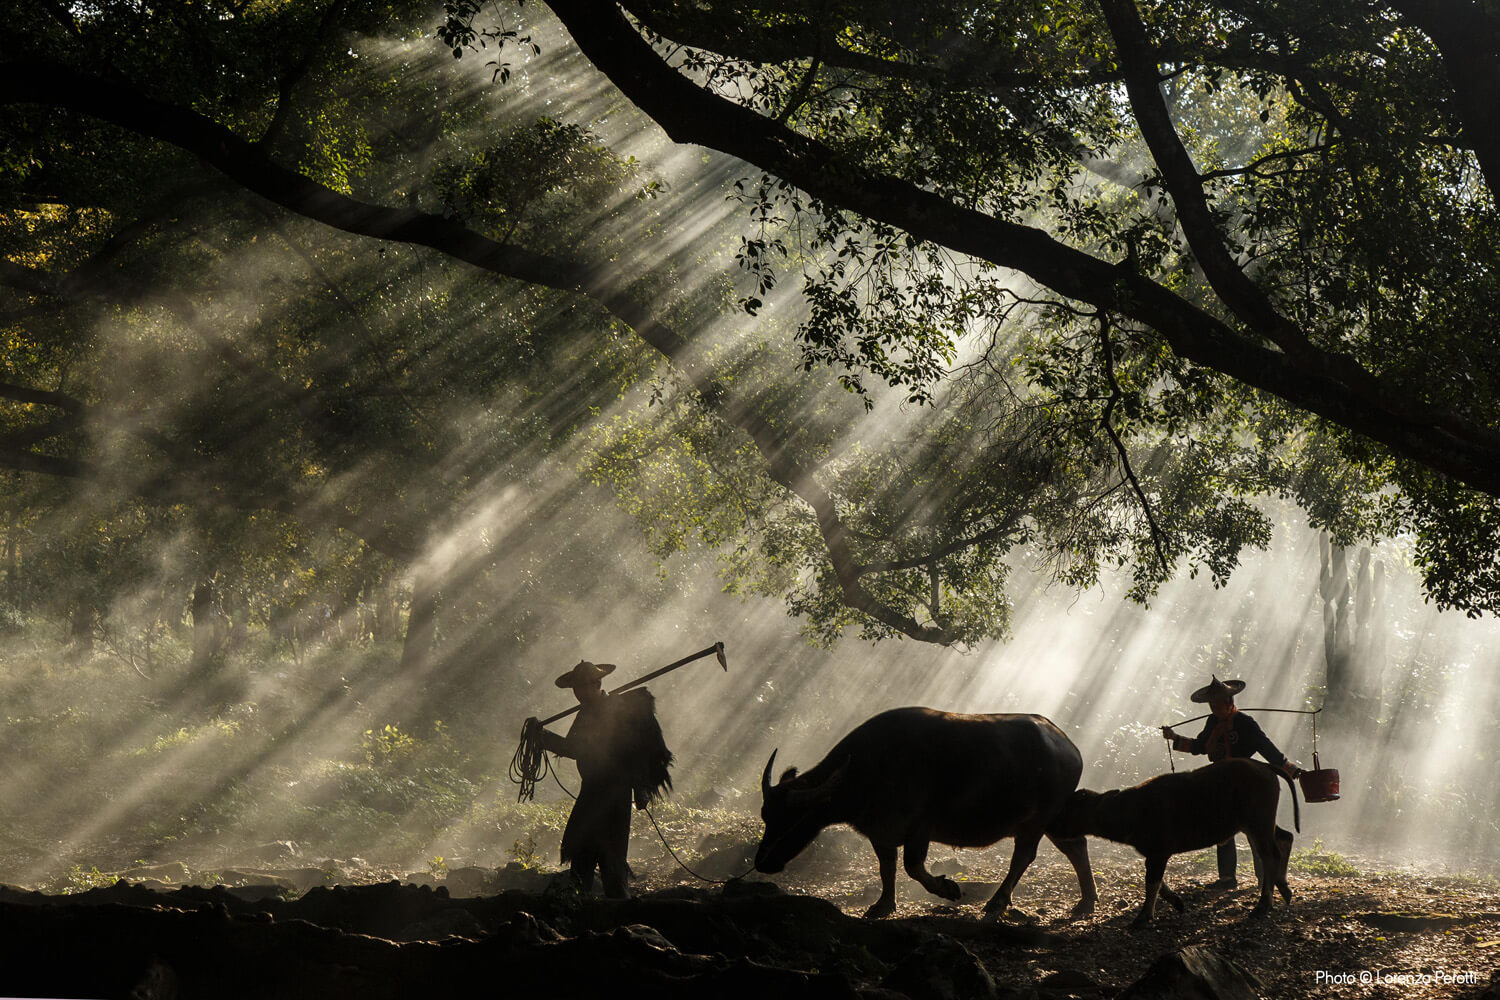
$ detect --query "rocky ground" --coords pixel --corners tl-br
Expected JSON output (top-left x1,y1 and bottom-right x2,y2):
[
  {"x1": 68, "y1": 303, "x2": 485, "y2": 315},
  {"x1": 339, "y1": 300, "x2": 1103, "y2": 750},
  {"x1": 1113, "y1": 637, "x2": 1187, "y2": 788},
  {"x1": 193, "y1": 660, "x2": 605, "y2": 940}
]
[{"x1": 1, "y1": 825, "x2": 1497, "y2": 999}]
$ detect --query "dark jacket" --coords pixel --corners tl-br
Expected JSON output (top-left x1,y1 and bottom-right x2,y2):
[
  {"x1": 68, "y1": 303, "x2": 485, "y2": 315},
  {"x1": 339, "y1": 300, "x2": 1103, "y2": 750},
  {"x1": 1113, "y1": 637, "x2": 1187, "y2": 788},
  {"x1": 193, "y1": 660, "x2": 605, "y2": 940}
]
[
  {"x1": 540, "y1": 689, "x2": 673, "y2": 863},
  {"x1": 1173, "y1": 711, "x2": 1288, "y2": 769}
]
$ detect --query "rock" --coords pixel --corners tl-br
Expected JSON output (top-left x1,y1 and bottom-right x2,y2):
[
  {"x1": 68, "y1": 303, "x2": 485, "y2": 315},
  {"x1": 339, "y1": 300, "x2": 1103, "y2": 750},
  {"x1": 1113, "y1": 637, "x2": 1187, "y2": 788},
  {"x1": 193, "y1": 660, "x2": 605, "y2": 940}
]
[
  {"x1": 444, "y1": 866, "x2": 497, "y2": 898},
  {"x1": 617, "y1": 923, "x2": 679, "y2": 952},
  {"x1": 507, "y1": 911, "x2": 563, "y2": 944},
  {"x1": 955, "y1": 880, "x2": 1001, "y2": 904},
  {"x1": 493, "y1": 863, "x2": 551, "y2": 892},
  {"x1": 786, "y1": 828, "x2": 867, "y2": 875},
  {"x1": 1039, "y1": 968, "x2": 1102, "y2": 992},
  {"x1": 275, "y1": 867, "x2": 338, "y2": 892},
  {"x1": 210, "y1": 869, "x2": 264, "y2": 888},
  {"x1": 225, "y1": 883, "x2": 291, "y2": 903},
  {"x1": 880, "y1": 937, "x2": 996, "y2": 1000},
  {"x1": 695, "y1": 840, "x2": 758, "y2": 880},
  {"x1": 1117, "y1": 945, "x2": 1262, "y2": 1000},
  {"x1": 128, "y1": 957, "x2": 178, "y2": 1000},
  {"x1": 644, "y1": 886, "x2": 716, "y2": 904},
  {"x1": 124, "y1": 862, "x2": 189, "y2": 884},
  {"x1": 1353, "y1": 910, "x2": 1477, "y2": 932},
  {"x1": 245, "y1": 841, "x2": 299, "y2": 864},
  {"x1": 690, "y1": 786, "x2": 733, "y2": 808},
  {"x1": 394, "y1": 907, "x2": 485, "y2": 942},
  {"x1": 721, "y1": 878, "x2": 784, "y2": 900}
]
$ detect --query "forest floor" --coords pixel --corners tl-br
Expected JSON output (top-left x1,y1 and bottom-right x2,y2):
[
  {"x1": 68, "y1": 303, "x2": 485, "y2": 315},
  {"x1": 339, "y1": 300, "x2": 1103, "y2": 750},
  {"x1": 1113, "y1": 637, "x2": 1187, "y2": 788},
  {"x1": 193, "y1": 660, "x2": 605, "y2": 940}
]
[
  {"x1": 3, "y1": 816, "x2": 1498, "y2": 999},
  {"x1": 661, "y1": 836, "x2": 1500, "y2": 999}
]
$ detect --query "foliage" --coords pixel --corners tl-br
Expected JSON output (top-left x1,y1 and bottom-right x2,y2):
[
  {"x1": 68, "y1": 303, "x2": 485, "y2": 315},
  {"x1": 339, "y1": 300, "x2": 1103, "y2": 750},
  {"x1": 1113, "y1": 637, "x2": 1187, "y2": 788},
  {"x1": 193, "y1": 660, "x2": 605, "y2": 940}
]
[
  {"x1": 4, "y1": 0, "x2": 1500, "y2": 657},
  {"x1": 439, "y1": 0, "x2": 1500, "y2": 621},
  {"x1": 1289, "y1": 837, "x2": 1361, "y2": 878},
  {"x1": 507, "y1": 835, "x2": 541, "y2": 869},
  {"x1": 47, "y1": 864, "x2": 115, "y2": 895}
]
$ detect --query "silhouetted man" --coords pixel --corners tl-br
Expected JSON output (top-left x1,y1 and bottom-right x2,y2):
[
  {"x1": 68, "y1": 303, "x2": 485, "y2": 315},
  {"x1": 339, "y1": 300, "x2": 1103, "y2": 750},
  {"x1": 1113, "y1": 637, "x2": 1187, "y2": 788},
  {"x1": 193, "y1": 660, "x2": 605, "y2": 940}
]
[
  {"x1": 525, "y1": 660, "x2": 672, "y2": 897},
  {"x1": 1162, "y1": 676, "x2": 1302, "y2": 888}
]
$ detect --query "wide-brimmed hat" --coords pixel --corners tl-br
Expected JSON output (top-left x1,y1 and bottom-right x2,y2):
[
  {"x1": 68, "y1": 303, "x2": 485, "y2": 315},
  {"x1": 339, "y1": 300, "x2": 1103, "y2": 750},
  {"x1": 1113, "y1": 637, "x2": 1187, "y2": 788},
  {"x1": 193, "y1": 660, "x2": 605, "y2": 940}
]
[
  {"x1": 1190, "y1": 675, "x2": 1246, "y2": 704},
  {"x1": 555, "y1": 660, "x2": 616, "y2": 689}
]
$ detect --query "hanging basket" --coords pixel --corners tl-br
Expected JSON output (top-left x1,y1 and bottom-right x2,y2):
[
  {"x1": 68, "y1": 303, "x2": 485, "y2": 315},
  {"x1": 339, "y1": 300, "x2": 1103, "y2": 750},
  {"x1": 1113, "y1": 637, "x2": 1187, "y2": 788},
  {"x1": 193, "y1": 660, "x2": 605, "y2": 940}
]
[{"x1": 1298, "y1": 752, "x2": 1341, "y2": 803}]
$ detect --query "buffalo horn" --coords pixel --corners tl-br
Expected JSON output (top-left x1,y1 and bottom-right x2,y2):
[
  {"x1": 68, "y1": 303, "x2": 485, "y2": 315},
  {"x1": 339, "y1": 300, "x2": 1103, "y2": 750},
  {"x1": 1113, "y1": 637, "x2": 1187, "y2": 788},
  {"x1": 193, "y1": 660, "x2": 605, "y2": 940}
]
[{"x1": 761, "y1": 750, "x2": 778, "y2": 795}]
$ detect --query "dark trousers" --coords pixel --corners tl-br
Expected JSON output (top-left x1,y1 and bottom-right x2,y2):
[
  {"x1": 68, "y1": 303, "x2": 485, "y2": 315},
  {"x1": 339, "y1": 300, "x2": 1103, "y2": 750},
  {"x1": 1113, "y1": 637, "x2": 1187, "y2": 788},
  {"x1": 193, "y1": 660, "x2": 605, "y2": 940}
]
[
  {"x1": 1216, "y1": 836, "x2": 1264, "y2": 881},
  {"x1": 562, "y1": 786, "x2": 632, "y2": 898}
]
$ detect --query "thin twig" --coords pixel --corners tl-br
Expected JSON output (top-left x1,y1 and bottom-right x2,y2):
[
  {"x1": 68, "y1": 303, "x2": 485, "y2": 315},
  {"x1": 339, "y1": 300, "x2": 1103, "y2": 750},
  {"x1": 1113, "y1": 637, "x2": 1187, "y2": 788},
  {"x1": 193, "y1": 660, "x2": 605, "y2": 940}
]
[{"x1": 1097, "y1": 314, "x2": 1170, "y2": 577}]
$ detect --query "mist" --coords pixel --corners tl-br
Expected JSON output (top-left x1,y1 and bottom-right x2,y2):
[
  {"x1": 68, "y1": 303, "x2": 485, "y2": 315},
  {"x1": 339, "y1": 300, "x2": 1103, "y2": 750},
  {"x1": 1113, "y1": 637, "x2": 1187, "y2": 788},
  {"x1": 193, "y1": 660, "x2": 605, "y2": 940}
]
[{"x1": 3, "y1": 0, "x2": 1497, "y2": 911}]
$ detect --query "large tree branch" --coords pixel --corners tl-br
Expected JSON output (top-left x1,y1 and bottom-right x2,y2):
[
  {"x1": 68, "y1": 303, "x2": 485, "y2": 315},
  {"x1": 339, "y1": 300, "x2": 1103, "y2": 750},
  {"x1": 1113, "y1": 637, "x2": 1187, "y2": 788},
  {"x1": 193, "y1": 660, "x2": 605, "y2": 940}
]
[
  {"x1": 0, "y1": 59, "x2": 960, "y2": 642},
  {"x1": 530, "y1": 0, "x2": 1500, "y2": 500},
  {"x1": 1099, "y1": 0, "x2": 1315, "y2": 360},
  {"x1": 617, "y1": 1, "x2": 1362, "y2": 98},
  {"x1": 1385, "y1": 0, "x2": 1500, "y2": 192}
]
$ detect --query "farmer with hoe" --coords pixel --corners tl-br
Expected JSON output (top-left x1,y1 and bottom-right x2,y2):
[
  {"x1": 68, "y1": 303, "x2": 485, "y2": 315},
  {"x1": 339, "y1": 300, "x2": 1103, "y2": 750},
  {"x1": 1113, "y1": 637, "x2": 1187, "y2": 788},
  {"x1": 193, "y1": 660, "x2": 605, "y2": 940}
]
[
  {"x1": 523, "y1": 660, "x2": 673, "y2": 899},
  {"x1": 1161, "y1": 676, "x2": 1304, "y2": 888}
]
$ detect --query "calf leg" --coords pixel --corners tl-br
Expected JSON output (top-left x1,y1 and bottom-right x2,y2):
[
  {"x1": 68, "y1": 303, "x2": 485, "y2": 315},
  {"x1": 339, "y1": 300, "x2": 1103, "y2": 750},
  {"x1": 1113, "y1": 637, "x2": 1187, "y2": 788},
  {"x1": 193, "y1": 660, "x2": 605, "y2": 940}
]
[
  {"x1": 902, "y1": 839, "x2": 962, "y2": 901},
  {"x1": 1131, "y1": 854, "x2": 1170, "y2": 929},
  {"x1": 982, "y1": 829, "x2": 1042, "y2": 920},
  {"x1": 864, "y1": 844, "x2": 899, "y2": 919},
  {"x1": 1046, "y1": 833, "x2": 1098, "y2": 917},
  {"x1": 1274, "y1": 826, "x2": 1294, "y2": 903},
  {"x1": 1246, "y1": 829, "x2": 1278, "y2": 918}
]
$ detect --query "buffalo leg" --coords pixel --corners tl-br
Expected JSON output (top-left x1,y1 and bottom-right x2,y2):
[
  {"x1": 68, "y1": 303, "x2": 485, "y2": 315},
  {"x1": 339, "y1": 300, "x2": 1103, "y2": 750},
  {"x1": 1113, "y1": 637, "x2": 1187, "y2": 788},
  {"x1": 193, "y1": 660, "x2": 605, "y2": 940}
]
[
  {"x1": 901, "y1": 839, "x2": 961, "y2": 901},
  {"x1": 1046, "y1": 833, "x2": 1098, "y2": 917},
  {"x1": 983, "y1": 828, "x2": 1042, "y2": 919},
  {"x1": 1131, "y1": 854, "x2": 1170, "y2": 929},
  {"x1": 1158, "y1": 882, "x2": 1186, "y2": 913},
  {"x1": 864, "y1": 844, "x2": 899, "y2": 919}
]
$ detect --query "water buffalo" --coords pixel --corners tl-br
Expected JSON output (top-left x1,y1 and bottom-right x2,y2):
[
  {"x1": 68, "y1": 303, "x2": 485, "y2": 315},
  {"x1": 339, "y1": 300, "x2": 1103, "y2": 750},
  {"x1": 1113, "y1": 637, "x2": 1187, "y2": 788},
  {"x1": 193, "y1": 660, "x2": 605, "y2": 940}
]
[
  {"x1": 755, "y1": 707, "x2": 1098, "y2": 919},
  {"x1": 1050, "y1": 758, "x2": 1299, "y2": 927}
]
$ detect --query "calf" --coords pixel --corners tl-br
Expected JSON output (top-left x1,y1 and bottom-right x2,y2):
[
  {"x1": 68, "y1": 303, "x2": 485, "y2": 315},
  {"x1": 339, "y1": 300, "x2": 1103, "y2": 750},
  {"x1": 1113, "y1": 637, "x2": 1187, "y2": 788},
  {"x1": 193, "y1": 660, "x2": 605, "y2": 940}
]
[{"x1": 1050, "y1": 759, "x2": 1299, "y2": 927}]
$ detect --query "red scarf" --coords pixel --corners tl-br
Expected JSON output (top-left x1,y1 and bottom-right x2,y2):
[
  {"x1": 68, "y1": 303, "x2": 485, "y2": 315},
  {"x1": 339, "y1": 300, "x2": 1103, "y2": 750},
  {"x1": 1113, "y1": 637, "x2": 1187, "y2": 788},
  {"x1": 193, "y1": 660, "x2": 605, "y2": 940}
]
[{"x1": 1206, "y1": 706, "x2": 1239, "y2": 758}]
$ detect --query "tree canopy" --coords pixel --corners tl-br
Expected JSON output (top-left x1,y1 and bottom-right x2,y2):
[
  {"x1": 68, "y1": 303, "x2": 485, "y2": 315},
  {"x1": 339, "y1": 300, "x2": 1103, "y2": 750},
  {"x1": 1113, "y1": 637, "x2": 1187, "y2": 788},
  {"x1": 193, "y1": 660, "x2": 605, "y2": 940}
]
[
  {"x1": 2, "y1": 0, "x2": 1498, "y2": 653},
  {"x1": 486, "y1": 0, "x2": 1500, "y2": 613}
]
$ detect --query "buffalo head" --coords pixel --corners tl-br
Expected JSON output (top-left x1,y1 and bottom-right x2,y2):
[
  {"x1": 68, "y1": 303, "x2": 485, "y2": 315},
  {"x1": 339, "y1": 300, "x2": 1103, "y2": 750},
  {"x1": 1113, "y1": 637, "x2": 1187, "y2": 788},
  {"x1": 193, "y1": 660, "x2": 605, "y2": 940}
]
[{"x1": 753, "y1": 749, "x2": 848, "y2": 874}]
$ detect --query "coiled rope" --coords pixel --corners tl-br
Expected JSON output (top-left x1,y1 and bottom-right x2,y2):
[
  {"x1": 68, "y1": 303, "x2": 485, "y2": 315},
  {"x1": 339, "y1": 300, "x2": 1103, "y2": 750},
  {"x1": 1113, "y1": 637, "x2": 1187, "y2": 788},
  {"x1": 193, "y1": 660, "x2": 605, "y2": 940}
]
[{"x1": 509, "y1": 719, "x2": 552, "y2": 802}]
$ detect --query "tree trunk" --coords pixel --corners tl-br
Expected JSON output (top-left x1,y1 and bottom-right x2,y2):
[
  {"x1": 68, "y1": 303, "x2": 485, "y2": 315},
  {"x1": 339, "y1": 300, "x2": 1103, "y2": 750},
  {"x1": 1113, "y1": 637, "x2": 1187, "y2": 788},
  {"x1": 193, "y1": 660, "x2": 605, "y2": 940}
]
[
  {"x1": 2, "y1": 533, "x2": 16, "y2": 607},
  {"x1": 399, "y1": 569, "x2": 439, "y2": 672},
  {"x1": 1318, "y1": 535, "x2": 1383, "y2": 730},
  {"x1": 68, "y1": 593, "x2": 93, "y2": 655},
  {"x1": 227, "y1": 587, "x2": 248, "y2": 650},
  {"x1": 191, "y1": 576, "x2": 219, "y2": 673}
]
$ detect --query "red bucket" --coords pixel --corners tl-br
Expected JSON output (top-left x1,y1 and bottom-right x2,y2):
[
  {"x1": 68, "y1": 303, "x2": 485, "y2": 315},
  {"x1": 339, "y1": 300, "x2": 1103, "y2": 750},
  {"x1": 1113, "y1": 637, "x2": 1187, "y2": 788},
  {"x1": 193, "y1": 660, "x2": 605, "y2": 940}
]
[{"x1": 1298, "y1": 752, "x2": 1340, "y2": 803}]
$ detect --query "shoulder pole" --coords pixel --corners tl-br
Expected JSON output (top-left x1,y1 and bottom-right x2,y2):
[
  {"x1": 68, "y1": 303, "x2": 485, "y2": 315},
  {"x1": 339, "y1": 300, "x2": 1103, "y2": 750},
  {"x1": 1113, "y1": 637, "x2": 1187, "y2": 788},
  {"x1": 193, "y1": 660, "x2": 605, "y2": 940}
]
[
  {"x1": 537, "y1": 641, "x2": 728, "y2": 726},
  {"x1": 1163, "y1": 706, "x2": 1322, "y2": 729},
  {"x1": 513, "y1": 641, "x2": 728, "y2": 802}
]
